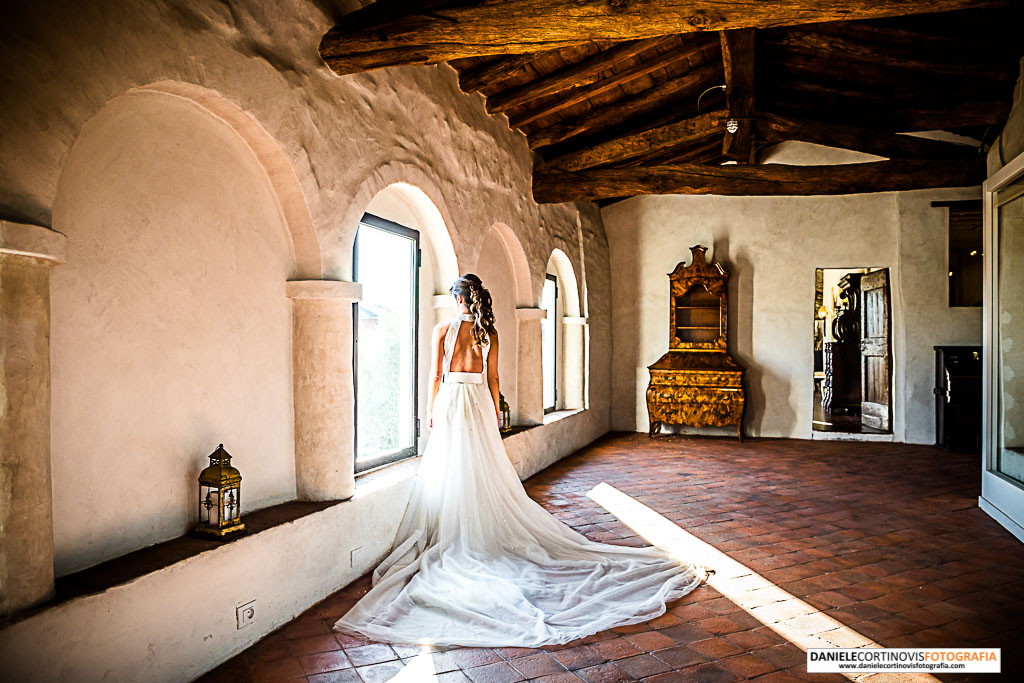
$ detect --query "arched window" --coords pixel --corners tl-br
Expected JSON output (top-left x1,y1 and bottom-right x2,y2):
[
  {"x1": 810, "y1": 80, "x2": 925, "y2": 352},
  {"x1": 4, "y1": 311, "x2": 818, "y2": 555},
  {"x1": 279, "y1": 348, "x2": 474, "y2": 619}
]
[
  {"x1": 544, "y1": 250, "x2": 586, "y2": 414},
  {"x1": 354, "y1": 184, "x2": 457, "y2": 473}
]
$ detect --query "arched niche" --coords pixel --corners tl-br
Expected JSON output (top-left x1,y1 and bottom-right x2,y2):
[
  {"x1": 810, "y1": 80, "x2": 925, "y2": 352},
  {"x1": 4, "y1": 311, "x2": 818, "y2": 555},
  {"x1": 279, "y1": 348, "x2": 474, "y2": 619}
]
[
  {"x1": 135, "y1": 81, "x2": 321, "y2": 279},
  {"x1": 50, "y1": 84, "x2": 306, "y2": 575}
]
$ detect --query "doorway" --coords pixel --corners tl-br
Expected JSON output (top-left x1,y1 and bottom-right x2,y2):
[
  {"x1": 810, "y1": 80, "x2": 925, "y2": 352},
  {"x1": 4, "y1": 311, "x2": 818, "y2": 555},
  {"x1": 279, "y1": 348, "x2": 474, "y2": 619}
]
[{"x1": 812, "y1": 267, "x2": 893, "y2": 434}]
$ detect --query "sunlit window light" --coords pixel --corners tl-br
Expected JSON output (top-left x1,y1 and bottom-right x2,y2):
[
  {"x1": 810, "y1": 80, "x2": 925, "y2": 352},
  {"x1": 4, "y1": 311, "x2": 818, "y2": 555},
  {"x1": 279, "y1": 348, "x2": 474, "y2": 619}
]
[{"x1": 586, "y1": 483, "x2": 940, "y2": 683}]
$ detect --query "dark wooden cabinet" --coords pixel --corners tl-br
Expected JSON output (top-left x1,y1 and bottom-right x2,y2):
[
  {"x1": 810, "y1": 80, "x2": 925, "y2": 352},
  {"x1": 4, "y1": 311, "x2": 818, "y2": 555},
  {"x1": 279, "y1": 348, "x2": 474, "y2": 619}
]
[
  {"x1": 935, "y1": 345, "x2": 982, "y2": 452},
  {"x1": 647, "y1": 245, "x2": 745, "y2": 440}
]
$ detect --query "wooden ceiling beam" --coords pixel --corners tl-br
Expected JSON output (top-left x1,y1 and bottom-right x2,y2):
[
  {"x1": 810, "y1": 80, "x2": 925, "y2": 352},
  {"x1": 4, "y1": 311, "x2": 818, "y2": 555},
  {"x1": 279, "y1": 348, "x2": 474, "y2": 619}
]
[
  {"x1": 532, "y1": 158, "x2": 985, "y2": 203},
  {"x1": 756, "y1": 112, "x2": 979, "y2": 159},
  {"x1": 720, "y1": 29, "x2": 755, "y2": 162},
  {"x1": 542, "y1": 110, "x2": 729, "y2": 172},
  {"x1": 509, "y1": 40, "x2": 712, "y2": 129},
  {"x1": 319, "y1": 0, "x2": 1010, "y2": 74},
  {"x1": 527, "y1": 61, "x2": 723, "y2": 150},
  {"x1": 486, "y1": 36, "x2": 675, "y2": 114}
]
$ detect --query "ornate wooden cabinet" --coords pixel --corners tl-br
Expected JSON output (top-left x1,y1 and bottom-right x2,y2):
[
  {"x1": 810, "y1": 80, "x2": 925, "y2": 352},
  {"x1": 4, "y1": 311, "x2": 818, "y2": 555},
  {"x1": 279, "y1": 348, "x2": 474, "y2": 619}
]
[{"x1": 647, "y1": 245, "x2": 745, "y2": 440}]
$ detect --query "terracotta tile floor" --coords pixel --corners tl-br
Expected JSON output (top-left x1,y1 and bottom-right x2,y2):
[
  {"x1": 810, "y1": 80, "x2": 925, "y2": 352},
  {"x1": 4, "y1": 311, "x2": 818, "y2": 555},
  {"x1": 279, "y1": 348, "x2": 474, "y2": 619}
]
[{"x1": 198, "y1": 434, "x2": 1024, "y2": 682}]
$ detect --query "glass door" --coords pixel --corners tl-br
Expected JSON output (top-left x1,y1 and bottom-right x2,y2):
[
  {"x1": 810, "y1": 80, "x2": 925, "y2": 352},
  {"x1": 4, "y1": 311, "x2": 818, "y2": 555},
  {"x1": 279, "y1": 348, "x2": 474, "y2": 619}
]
[
  {"x1": 353, "y1": 213, "x2": 420, "y2": 473},
  {"x1": 981, "y1": 150, "x2": 1024, "y2": 543},
  {"x1": 995, "y1": 176, "x2": 1024, "y2": 485}
]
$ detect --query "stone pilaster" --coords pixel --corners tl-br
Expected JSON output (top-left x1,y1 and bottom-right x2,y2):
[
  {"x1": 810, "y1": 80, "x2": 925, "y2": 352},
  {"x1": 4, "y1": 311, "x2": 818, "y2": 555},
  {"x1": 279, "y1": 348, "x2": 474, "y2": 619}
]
[
  {"x1": 287, "y1": 280, "x2": 361, "y2": 501},
  {"x1": 0, "y1": 220, "x2": 66, "y2": 618}
]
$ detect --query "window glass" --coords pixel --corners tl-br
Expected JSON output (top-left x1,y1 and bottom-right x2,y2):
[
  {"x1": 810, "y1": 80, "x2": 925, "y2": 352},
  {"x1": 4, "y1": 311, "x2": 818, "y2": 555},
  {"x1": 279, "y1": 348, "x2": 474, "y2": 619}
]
[
  {"x1": 996, "y1": 179, "x2": 1024, "y2": 485},
  {"x1": 542, "y1": 275, "x2": 557, "y2": 412},
  {"x1": 354, "y1": 215, "x2": 419, "y2": 472},
  {"x1": 949, "y1": 206, "x2": 983, "y2": 307}
]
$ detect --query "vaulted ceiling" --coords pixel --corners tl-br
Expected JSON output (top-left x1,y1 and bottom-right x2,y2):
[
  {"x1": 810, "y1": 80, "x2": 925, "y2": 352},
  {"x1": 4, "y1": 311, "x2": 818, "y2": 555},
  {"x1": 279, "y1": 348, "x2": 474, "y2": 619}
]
[{"x1": 319, "y1": 1, "x2": 1022, "y2": 204}]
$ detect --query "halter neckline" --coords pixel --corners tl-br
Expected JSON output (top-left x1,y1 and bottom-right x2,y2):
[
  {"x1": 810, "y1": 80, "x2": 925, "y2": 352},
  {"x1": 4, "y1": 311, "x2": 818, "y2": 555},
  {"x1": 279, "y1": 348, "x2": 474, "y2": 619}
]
[{"x1": 458, "y1": 313, "x2": 474, "y2": 321}]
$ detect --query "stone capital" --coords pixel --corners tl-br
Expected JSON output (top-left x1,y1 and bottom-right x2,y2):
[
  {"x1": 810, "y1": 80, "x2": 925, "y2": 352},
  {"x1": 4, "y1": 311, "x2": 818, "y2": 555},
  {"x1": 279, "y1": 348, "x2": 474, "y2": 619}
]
[
  {"x1": 286, "y1": 280, "x2": 361, "y2": 301},
  {"x1": 0, "y1": 220, "x2": 67, "y2": 265},
  {"x1": 562, "y1": 316, "x2": 588, "y2": 326}
]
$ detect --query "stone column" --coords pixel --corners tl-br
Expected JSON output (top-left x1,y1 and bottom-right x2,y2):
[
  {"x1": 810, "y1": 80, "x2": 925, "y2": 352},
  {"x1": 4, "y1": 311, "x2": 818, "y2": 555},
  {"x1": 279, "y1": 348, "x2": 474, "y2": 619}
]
[
  {"x1": 287, "y1": 280, "x2": 362, "y2": 501},
  {"x1": 0, "y1": 220, "x2": 66, "y2": 618},
  {"x1": 515, "y1": 307, "x2": 546, "y2": 425},
  {"x1": 562, "y1": 316, "x2": 589, "y2": 410}
]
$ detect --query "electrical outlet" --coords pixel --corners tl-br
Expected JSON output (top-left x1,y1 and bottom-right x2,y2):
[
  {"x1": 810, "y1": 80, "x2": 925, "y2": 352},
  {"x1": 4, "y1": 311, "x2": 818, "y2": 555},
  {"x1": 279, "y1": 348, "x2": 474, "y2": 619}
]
[
  {"x1": 236, "y1": 600, "x2": 256, "y2": 629},
  {"x1": 350, "y1": 546, "x2": 364, "y2": 568}
]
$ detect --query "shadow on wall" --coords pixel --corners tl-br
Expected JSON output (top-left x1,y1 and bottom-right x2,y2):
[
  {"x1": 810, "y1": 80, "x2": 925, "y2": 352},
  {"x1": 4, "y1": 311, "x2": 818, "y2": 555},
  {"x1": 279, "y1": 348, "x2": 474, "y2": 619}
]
[{"x1": 719, "y1": 234, "x2": 773, "y2": 436}]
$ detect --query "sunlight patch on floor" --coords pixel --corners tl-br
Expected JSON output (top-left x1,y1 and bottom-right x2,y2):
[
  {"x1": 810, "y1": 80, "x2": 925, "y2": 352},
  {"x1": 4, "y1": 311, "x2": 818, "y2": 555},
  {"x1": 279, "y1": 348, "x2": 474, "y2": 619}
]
[
  {"x1": 586, "y1": 482, "x2": 939, "y2": 682},
  {"x1": 387, "y1": 648, "x2": 438, "y2": 682}
]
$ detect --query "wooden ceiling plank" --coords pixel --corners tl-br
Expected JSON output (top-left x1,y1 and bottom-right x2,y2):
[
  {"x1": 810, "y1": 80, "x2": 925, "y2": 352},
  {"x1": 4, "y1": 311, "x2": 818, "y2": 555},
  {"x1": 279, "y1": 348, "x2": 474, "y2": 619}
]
[
  {"x1": 458, "y1": 53, "x2": 549, "y2": 93},
  {"x1": 761, "y1": 29, "x2": 1017, "y2": 81},
  {"x1": 319, "y1": 0, "x2": 1011, "y2": 74},
  {"x1": 756, "y1": 112, "x2": 979, "y2": 159},
  {"x1": 765, "y1": 90, "x2": 1011, "y2": 130},
  {"x1": 509, "y1": 40, "x2": 711, "y2": 129},
  {"x1": 761, "y1": 56, "x2": 1012, "y2": 104},
  {"x1": 542, "y1": 109, "x2": 729, "y2": 171},
  {"x1": 806, "y1": 19, "x2": 1023, "y2": 62},
  {"x1": 527, "y1": 61, "x2": 723, "y2": 149},
  {"x1": 532, "y1": 158, "x2": 986, "y2": 203},
  {"x1": 486, "y1": 36, "x2": 676, "y2": 113},
  {"x1": 720, "y1": 28, "x2": 755, "y2": 162},
  {"x1": 626, "y1": 137, "x2": 724, "y2": 166}
]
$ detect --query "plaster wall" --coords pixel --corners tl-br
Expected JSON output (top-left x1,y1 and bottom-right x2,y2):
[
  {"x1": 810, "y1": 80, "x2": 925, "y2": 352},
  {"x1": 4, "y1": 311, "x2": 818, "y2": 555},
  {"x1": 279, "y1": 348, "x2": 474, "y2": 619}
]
[
  {"x1": 475, "y1": 229, "x2": 520, "y2": 417},
  {"x1": 603, "y1": 187, "x2": 982, "y2": 442}
]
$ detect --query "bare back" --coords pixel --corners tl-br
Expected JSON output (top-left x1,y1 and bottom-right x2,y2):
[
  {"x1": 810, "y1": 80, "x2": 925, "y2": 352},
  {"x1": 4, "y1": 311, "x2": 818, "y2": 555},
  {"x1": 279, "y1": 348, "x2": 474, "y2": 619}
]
[{"x1": 448, "y1": 321, "x2": 487, "y2": 374}]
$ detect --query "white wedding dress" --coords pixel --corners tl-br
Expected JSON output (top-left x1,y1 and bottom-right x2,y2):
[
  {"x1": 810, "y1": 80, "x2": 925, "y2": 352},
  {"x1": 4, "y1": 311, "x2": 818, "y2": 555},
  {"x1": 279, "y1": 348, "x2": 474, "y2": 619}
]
[{"x1": 335, "y1": 315, "x2": 706, "y2": 647}]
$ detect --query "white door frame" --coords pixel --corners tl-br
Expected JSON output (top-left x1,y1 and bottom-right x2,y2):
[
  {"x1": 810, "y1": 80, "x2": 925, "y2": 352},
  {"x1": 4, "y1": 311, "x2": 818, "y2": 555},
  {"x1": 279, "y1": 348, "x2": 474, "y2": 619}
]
[{"x1": 980, "y1": 148, "x2": 1024, "y2": 544}]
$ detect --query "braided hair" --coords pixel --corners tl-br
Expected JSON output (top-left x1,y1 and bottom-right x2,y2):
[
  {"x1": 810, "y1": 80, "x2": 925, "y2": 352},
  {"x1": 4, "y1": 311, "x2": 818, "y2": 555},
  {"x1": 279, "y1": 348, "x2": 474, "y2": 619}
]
[{"x1": 450, "y1": 274, "x2": 497, "y2": 346}]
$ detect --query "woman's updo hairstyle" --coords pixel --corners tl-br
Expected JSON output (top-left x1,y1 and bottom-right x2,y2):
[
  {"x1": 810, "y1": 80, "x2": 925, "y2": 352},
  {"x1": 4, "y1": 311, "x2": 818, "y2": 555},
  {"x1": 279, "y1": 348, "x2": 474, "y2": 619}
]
[{"x1": 450, "y1": 273, "x2": 497, "y2": 346}]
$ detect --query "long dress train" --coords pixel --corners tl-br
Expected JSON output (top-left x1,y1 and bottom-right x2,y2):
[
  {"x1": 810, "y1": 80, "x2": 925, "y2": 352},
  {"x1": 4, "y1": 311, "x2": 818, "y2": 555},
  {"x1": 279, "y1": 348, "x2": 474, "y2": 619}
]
[{"x1": 335, "y1": 315, "x2": 707, "y2": 647}]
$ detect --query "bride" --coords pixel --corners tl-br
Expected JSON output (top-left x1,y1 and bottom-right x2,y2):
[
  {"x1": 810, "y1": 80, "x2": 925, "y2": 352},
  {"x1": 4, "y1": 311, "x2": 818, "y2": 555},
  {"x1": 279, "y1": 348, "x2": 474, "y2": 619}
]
[{"x1": 335, "y1": 274, "x2": 707, "y2": 647}]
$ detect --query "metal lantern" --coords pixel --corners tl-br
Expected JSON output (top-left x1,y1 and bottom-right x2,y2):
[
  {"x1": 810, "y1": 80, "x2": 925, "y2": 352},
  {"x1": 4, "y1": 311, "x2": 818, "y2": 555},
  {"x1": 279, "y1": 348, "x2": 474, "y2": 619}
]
[
  {"x1": 499, "y1": 393, "x2": 512, "y2": 433},
  {"x1": 196, "y1": 444, "x2": 245, "y2": 538}
]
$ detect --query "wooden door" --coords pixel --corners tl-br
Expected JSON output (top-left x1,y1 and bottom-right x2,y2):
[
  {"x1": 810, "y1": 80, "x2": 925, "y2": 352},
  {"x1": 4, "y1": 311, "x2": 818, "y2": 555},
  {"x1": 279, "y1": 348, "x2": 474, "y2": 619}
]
[{"x1": 860, "y1": 269, "x2": 892, "y2": 430}]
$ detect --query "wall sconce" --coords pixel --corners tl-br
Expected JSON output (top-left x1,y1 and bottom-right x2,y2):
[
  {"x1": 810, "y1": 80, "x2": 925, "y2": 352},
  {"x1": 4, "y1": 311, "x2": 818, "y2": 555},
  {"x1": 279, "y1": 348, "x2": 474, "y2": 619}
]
[
  {"x1": 196, "y1": 444, "x2": 245, "y2": 539},
  {"x1": 726, "y1": 119, "x2": 740, "y2": 134}
]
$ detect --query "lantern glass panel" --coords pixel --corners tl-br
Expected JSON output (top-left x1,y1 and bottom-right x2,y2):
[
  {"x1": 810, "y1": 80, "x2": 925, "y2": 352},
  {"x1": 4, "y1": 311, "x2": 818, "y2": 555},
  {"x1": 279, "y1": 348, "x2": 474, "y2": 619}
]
[{"x1": 203, "y1": 487, "x2": 221, "y2": 526}]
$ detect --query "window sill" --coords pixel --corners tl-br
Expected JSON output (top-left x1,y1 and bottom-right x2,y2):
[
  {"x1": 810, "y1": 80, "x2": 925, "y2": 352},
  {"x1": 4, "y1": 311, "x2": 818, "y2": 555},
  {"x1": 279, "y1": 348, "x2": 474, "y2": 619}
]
[
  {"x1": 353, "y1": 454, "x2": 421, "y2": 495},
  {"x1": 543, "y1": 408, "x2": 585, "y2": 425}
]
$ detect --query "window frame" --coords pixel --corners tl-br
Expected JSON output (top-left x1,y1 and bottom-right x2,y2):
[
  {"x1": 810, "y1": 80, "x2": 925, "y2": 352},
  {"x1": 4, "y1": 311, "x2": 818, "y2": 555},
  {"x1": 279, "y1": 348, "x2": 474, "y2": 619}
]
[
  {"x1": 352, "y1": 212, "x2": 421, "y2": 474},
  {"x1": 542, "y1": 273, "x2": 559, "y2": 414}
]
